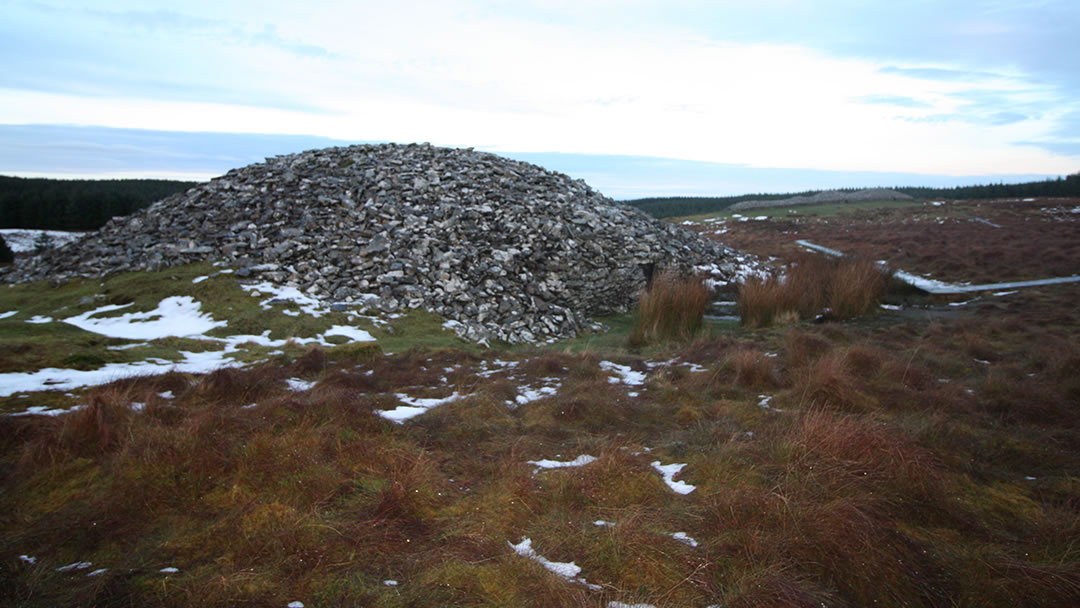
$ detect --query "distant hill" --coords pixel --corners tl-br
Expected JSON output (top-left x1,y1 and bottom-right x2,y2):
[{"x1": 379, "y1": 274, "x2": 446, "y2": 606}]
[
  {"x1": 729, "y1": 188, "x2": 912, "y2": 211},
  {"x1": 0, "y1": 175, "x2": 198, "y2": 231},
  {"x1": 625, "y1": 173, "x2": 1080, "y2": 218}
]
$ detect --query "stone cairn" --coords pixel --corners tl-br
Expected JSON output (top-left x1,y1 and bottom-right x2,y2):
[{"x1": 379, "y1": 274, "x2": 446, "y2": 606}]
[{"x1": 4, "y1": 144, "x2": 758, "y2": 343}]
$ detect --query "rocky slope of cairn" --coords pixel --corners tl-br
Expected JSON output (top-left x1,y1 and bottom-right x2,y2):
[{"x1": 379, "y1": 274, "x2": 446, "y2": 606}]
[
  {"x1": 729, "y1": 188, "x2": 913, "y2": 211},
  {"x1": 4, "y1": 143, "x2": 759, "y2": 343}
]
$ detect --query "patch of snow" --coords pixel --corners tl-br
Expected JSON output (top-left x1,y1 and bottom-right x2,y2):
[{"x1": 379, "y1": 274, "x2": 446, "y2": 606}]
[
  {"x1": 383, "y1": 580, "x2": 398, "y2": 586},
  {"x1": 671, "y1": 532, "x2": 699, "y2": 547},
  {"x1": 992, "y1": 290, "x2": 1018, "y2": 297},
  {"x1": 26, "y1": 315, "x2": 53, "y2": 324},
  {"x1": 64, "y1": 296, "x2": 227, "y2": 340},
  {"x1": 285, "y1": 378, "x2": 316, "y2": 392},
  {"x1": 0, "y1": 349, "x2": 244, "y2": 398},
  {"x1": 0, "y1": 310, "x2": 17, "y2": 320},
  {"x1": 288, "y1": 602, "x2": 305, "y2": 608},
  {"x1": 974, "y1": 359, "x2": 991, "y2": 365},
  {"x1": 239, "y1": 282, "x2": 337, "y2": 317},
  {"x1": 880, "y1": 303, "x2": 902, "y2": 311},
  {"x1": 599, "y1": 361, "x2": 646, "y2": 386},
  {"x1": 323, "y1": 325, "x2": 375, "y2": 342},
  {"x1": 130, "y1": 402, "x2": 146, "y2": 412},
  {"x1": 159, "y1": 567, "x2": 179, "y2": 573},
  {"x1": 1024, "y1": 476, "x2": 1037, "y2": 481},
  {"x1": 752, "y1": 215, "x2": 768, "y2": 221},
  {"x1": 282, "y1": 309, "x2": 300, "y2": 317},
  {"x1": 511, "y1": 384, "x2": 559, "y2": 406},
  {"x1": 757, "y1": 394, "x2": 783, "y2": 413},
  {"x1": 681, "y1": 362, "x2": 707, "y2": 373},
  {"x1": 508, "y1": 538, "x2": 601, "y2": 590},
  {"x1": 192, "y1": 275, "x2": 209, "y2": 284},
  {"x1": 0, "y1": 228, "x2": 87, "y2": 252},
  {"x1": 609, "y1": 602, "x2": 657, "y2": 608},
  {"x1": 6, "y1": 405, "x2": 86, "y2": 416},
  {"x1": 87, "y1": 568, "x2": 108, "y2": 577},
  {"x1": 528, "y1": 454, "x2": 597, "y2": 473},
  {"x1": 56, "y1": 561, "x2": 92, "y2": 572},
  {"x1": 948, "y1": 299, "x2": 976, "y2": 307},
  {"x1": 378, "y1": 392, "x2": 466, "y2": 423},
  {"x1": 476, "y1": 359, "x2": 519, "y2": 378},
  {"x1": 159, "y1": 391, "x2": 175, "y2": 399},
  {"x1": 593, "y1": 520, "x2": 615, "y2": 527},
  {"x1": 1022, "y1": 198, "x2": 1035, "y2": 202},
  {"x1": 651, "y1": 461, "x2": 696, "y2": 495},
  {"x1": 107, "y1": 342, "x2": 149, "y2": 351},
  {"x1": 19, "y1": 555, "x2": 36, "y2": 564}
]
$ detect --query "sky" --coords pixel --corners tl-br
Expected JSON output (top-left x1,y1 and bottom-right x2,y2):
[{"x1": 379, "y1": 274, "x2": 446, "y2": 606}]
[{"x1": 1, "y1": 0, "x2": 1078, "y2": 198}]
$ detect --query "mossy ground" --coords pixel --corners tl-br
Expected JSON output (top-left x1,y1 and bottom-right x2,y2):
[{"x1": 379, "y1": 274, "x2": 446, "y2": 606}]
[{"x1": 2, "y1": 198, "x2": 1079, "y2": 606}]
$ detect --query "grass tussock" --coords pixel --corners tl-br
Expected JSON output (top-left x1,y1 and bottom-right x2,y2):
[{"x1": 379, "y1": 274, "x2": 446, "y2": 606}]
[
  {"x1": 629, "y1": 269, "x2": 708, "y2": 346},
  {"x1": 738, "y1": 254, "x2": 886, "y2": 327}
]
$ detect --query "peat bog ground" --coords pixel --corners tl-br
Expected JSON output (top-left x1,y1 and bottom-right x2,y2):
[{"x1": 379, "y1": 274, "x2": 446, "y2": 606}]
[{"x1": 1, "y1": 197, "x2": 1079, "y2": 607}]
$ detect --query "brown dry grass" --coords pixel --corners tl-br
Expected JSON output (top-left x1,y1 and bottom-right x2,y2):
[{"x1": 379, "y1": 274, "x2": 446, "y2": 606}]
[
  {"x1": 629, "y1": 269, "x2": 708, "y2": 346},
  {"x1": 738, "y1": 254, "x2": 885, "y2": 328}
]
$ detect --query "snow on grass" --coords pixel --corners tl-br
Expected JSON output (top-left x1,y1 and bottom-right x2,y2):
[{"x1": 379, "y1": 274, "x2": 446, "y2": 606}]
[
  {"x1": 287, "y1": 602, "x2": 305, "y2": 608},
  {"x1": 880, "y1": 303, "x2": 903, "y2": 311},
  {"x1": 322, "y1": 325, "x2": 375, "y2": 342},
  {"x1": 6, "y1": 405, "x2": 86, "y2": 416},
  {"x1": 240, "y1": 281, "x2": 330, "y2": 317},
  {"x1": 56, "y1": 561, "x2": 92, "y2": 572},
  {"x1": 26, "y1": 315, "x2": 53, "y2": 324},
  {"x1": 508, "y1": 538, "x2": 601, "y2": 590},
  {"x1": 159, "y1": 390, "x2": 175, "y2": 399},
  {"x1": 107, "y1": 342, "x2": 149, "y2": 350},
  {"x1": 285, "y1": 378, "x2": 317, "y2": 392},
  {"x1": 671, "y1": 532, "x2": 699, "y2": 547},
  {"x1": 87, "y1": 568, "x2": 108, "y2": 577},
  {"x1": 383, "y1": 580, "x2": 398, "y2": 586},
  {"x1": 593, "y1": 520, "x2": 615, "y2": 527},
  {"x1": 527, "y1": 454, "x2": 597, "y2": 473},
  {"x1": 64, "y1": 297, "x2": 227, "y2": 340},
  {"x1": 609, "y1": 602, "x2": 657, "y2": 608},
  {"x1": 651, "y1": 461, "x2": 696, "y2": 495},
  {"x1": 19, "y1": 555, "x2": 36, "y2": 564},
  {"x1": 993, "y1": 290, "x2": 1018, "y2": 297},
  {"x1": 757, "y1": 394, "x2": 783, "y2": 413},
  {"x1": 4, "y1": 294, "x2": 380, "y2": 398},
  {"x1": 0, "y1": 228, "x2": 86, "y2": 252},
  {"x1": 0, "y1": 349, "x2": 244, "y2": 398},
  {"x1": 0, "y1": 310, "x2": 17, "y2": 320},
  {"x1": 378, "y1": 392, "x2": 466, "y2": 423},
  {"x1": 192, "y1": 275, "x2": 210, "y2": 284},
  {"x1": 508, "y1": 378, "x2": 561, "y2": 407},
  {"x1": 476, "y1": 359, "x2": 519, "y2": 378},
  {"x1": 599, "y1": 361, "x2": 646, "y2": 386},
  {"x1": 159, "y1": 567, "x2": 179, "y2": 573}
]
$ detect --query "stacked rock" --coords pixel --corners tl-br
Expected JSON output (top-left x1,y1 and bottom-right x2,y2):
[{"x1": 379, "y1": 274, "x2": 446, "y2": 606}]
[{"x1": 5, "y1": 143, "x2": 758, "y2": 343}]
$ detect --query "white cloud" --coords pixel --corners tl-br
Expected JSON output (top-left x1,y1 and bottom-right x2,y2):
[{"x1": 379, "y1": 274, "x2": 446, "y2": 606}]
[{"x1": 1, "y1": 0, "x2": 1076, "y2": 179}]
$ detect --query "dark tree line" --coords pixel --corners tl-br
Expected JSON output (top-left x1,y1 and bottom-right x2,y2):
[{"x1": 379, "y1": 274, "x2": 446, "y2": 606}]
[
  {"x1": 895, "y1": 173, "x2": 1080, "y2": 201},
  {"x1": 0, "y1": 176, "x2": 197, "y2": 231},
  {"x1": 626, "y1": 173, "x2": 1080, "y2": 219}
]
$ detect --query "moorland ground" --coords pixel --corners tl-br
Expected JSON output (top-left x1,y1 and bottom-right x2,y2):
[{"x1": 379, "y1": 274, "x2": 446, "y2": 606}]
[{"x1": 1, "y1": 197, "x2": 1078, "y2": 607}]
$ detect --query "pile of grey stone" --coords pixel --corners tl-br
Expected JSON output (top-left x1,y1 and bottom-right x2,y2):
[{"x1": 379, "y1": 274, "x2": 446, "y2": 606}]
[{"x1": 4, "y1": 143, "x2": 758, "y2": 343}]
